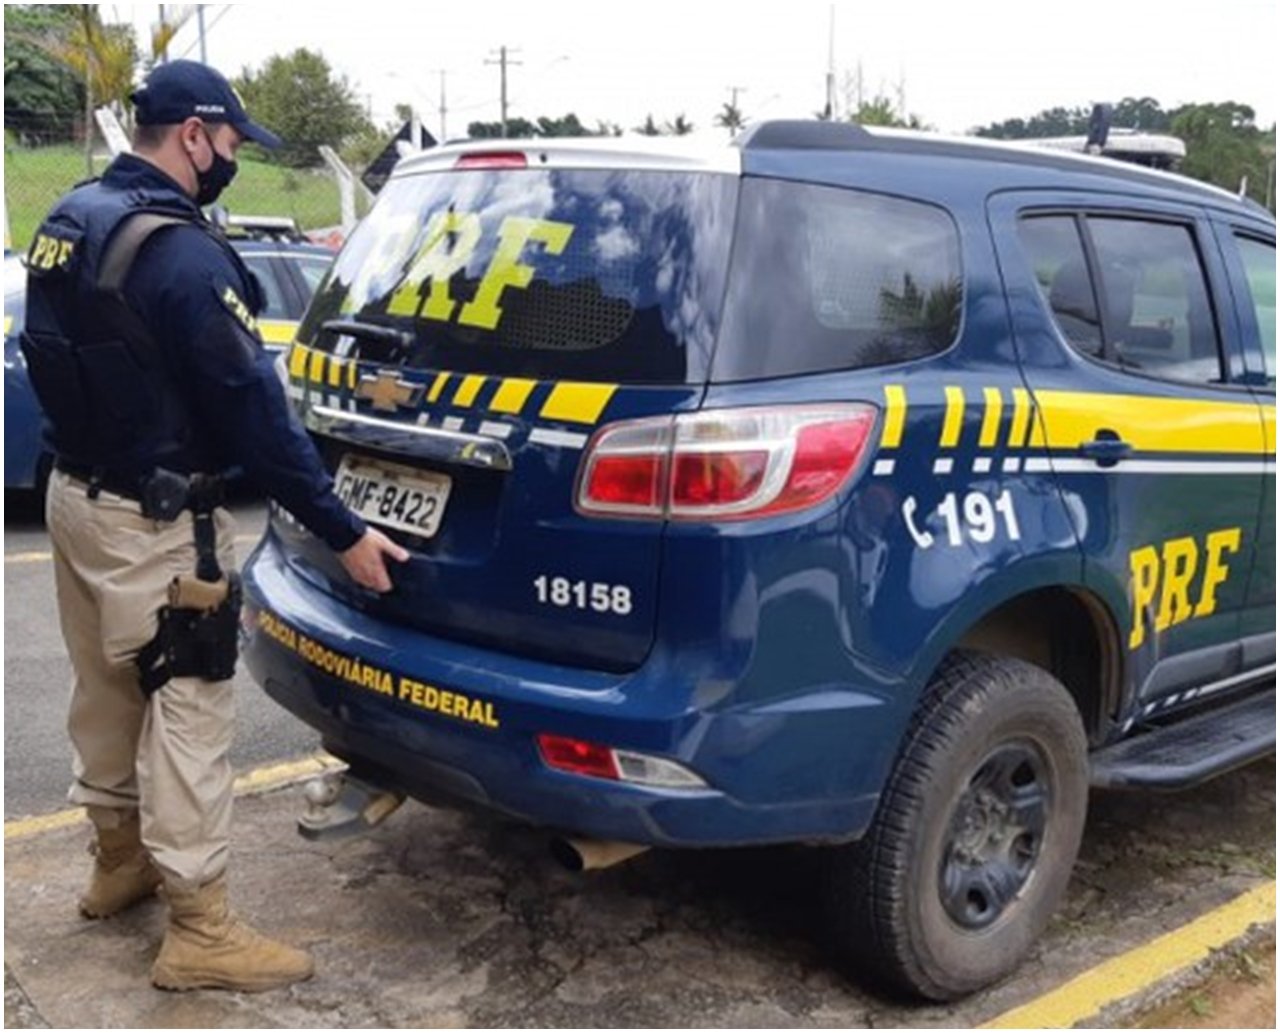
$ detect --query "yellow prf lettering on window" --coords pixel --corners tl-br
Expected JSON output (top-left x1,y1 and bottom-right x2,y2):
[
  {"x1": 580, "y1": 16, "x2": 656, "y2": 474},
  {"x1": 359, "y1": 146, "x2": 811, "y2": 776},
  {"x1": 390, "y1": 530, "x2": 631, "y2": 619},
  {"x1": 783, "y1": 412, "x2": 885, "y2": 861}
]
[
  {"x1": 1129, "y1": 545, "x2": 1161, "y2": 650},
  {"x1": 1193, "y1": 527, "x2": 1242, "y2": 618},
  {"x1": 458, "y1": 216, "x2": 573, "y2": 330},
  {"x1": 1154, "y1": 536, "x2": 1198, "y2": 632},
  {"x1": 386, "y1": 211, "x2": 482, "y2": 320}
]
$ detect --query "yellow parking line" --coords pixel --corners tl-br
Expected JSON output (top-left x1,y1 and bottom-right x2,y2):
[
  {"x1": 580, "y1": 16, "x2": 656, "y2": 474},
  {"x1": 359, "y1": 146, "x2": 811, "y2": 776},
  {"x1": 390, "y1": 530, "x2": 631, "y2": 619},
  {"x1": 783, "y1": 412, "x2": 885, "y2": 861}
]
[
  {"x1": 4, "y1": 551, "x2": 51, "y2": 564},
  {"x1": 981, "y1": 881, "x2": 1277, "y2": 1028},
  {"x1": 4, "y1": 753, "x2": 343, "y2": 842}
]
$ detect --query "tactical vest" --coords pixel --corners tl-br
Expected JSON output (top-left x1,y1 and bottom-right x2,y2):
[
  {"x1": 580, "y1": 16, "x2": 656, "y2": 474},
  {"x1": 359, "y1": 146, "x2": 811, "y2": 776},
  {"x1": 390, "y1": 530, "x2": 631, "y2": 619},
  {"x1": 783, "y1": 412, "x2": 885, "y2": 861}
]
[{"x1": 20, "y1": 176, "x2": 248, "y2": 478}]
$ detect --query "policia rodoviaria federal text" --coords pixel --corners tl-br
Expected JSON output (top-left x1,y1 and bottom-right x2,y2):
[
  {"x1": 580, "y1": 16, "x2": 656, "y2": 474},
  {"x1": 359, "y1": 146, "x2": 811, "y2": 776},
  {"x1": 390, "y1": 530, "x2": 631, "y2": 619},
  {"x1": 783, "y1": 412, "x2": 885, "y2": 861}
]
[{"x1": 20, "y1": 60, "x2": 409, "y2": 993}]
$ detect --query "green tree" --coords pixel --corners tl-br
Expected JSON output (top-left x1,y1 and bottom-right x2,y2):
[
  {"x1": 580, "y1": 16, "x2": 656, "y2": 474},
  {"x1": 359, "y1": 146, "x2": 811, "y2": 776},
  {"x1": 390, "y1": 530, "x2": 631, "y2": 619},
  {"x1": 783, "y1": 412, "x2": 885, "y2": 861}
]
[
  {"x1": 635, "y1": 114, "x2": 662, "y2": 136},
  {"x1": 1171, "y1": 101, "x2": 1271, "y2": 206},
  {"x1": 235, "y1": 49, "x2": 371, "y2": 167},
  {"x1": 4, "y1": 5, "x2": 85, "y2": 142},
  {"x1": 851, "y1": 95, "x2": 926, "y2": 129},
  {"x1": 8, "y1": 5, "x2": 138, "y2": 171},
  {"x1": 466, "y1": 117, "x2": 537, "y2": 139}
]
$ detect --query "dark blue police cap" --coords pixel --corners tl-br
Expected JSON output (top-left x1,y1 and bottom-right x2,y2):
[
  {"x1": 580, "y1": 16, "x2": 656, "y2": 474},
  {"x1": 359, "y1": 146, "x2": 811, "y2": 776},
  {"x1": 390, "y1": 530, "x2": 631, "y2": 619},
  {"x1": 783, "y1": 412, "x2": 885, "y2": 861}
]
[{"x1": 131, "y1": 60, "x2": 282, "y2": 149}]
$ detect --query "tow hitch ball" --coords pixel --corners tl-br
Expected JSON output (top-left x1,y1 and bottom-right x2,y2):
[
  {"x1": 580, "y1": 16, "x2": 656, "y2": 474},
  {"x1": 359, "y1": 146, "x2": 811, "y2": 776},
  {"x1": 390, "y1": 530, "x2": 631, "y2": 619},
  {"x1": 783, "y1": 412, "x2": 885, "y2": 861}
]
[{"x1": 298, "y1": 770, "x2": 405, "y2": 841}]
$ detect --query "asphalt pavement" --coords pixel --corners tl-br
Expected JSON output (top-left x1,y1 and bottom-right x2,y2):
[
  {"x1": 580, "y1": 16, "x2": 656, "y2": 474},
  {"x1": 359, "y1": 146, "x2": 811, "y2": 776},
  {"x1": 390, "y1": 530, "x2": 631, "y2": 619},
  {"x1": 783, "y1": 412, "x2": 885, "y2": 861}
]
[
  {"x1": 3, "y1": 491, "x2": 317, "y2": 818},
  {"x1": 3, "y1": 488, "x2": 1275, "y2": 1027}
]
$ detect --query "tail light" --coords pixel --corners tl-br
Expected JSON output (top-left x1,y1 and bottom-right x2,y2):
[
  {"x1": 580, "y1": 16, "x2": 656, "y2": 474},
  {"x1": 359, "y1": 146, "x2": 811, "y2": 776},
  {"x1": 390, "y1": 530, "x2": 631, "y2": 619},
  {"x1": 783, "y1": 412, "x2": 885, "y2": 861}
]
[
  {"x1": 576, "y1": 404, "x2": 876, "y2": 521},
  {"x1": 537, "y1": 734, "x2": 707, "y2": 789}
]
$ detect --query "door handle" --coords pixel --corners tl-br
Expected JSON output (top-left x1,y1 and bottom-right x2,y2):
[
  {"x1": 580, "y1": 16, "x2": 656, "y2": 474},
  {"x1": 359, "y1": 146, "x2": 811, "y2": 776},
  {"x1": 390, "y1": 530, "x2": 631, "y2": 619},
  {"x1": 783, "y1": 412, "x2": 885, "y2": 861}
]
[{"x1": 1079, "y1": 431, "x2": 1133, "y2": 466}]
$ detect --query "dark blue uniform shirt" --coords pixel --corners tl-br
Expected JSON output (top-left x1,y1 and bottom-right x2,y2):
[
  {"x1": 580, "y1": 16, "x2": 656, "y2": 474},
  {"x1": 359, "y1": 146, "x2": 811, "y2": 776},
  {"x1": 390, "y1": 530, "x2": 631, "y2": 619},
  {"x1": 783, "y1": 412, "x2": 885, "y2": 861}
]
[{"x1": 109, "y1": 155, "x2": 364, "y2": 551}]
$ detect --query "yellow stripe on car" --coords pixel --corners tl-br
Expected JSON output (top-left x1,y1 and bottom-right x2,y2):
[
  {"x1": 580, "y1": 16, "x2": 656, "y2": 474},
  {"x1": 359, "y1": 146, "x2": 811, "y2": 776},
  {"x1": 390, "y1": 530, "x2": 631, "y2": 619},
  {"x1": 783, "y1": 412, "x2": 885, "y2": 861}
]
[
  {"x1": 453, "y1": 374, "x2": 487, "y2": 408},
  {"x1": 881, "y1": 385, "x2": 907, "y2": 448},
  {"x1": 308, "y1": 350, "x2": 327, "y2": 384},
  {"x1": 941, "y1": 386, "x2": 965, "y2": 448},
  {"x1": 490, "y1": 377, "x2": 538, "y2": 415},
  {"x1": 1035, "y1": 391, "x2": 1266, "y2": 454},
  {"x1": 980, "y1": 387, "x2": 1004, "y2": 448},
  {"x1": 427, "y1": 371, "x2": 450, "y2": 403},
  {"x1": 539, "y1": 382, "x2": 617, "y2": 424},
  {"x1": 258, "y1": 319, "x2": 297, "y2": 346},
  {"x1": 1008, "y1": 388, "x2": 1032, "y2": 448},
  {"x1": 288, "y1": 343, "x2": 309, "y2": 379}
]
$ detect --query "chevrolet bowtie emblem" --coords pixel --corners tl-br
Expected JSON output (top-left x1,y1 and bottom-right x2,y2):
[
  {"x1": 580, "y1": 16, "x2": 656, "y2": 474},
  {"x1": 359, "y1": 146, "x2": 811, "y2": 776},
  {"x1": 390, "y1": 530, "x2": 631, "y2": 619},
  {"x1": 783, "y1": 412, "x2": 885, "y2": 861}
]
[{"x1": 356, "y1": 371, "x2": 423, "y2": 413}]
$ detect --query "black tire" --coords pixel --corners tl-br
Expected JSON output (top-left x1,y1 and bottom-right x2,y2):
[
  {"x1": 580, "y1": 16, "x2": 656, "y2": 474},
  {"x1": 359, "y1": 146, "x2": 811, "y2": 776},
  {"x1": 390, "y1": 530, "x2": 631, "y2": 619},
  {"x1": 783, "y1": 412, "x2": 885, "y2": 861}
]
[{"x1": 824, "y1": 650, "x2": 1089, "y2": 1001}]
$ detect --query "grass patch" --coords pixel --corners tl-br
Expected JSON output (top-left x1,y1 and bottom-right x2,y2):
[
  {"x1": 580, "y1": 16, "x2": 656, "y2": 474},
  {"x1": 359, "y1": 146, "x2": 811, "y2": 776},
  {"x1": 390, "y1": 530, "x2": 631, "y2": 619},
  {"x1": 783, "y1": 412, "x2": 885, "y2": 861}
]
[{"x1": 4, "y1": 144, "x2": 345, "y2": 250}]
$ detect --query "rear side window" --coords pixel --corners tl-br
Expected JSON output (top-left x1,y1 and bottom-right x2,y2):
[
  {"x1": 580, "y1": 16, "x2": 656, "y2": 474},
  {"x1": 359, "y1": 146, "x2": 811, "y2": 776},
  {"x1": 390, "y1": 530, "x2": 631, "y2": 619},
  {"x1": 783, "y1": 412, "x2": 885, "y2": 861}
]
[
  {"x1": 1090, "y1": 218, "x2": 1221, "y2": 383},
  {"x1": 1018, "y1": 216, "x2": 1103, "y2": 356},
  {"x1": 299, "y1": 169, "x2": 737, "y2": 385},
  {"x1": 1019, "y1": 212, "x2": 1223, "y2": 384},
  {"x1": 239, "y1": 254, "x2": 290, "y2": 319},
  {"x1": 711, "y1": 179, "x2": 962, "y2": 381},
  {"x1": 1233, "y1": 233, "x2": 1276, "y2": 383}
]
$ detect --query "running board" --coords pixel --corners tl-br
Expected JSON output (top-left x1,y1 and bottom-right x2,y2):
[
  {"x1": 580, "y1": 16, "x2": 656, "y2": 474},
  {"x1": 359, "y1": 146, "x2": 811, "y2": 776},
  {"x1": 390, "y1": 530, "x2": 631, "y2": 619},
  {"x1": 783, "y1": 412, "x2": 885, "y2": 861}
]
[{"x1": 1090, "y1": 687, "x2": 1275, "y2": 790}]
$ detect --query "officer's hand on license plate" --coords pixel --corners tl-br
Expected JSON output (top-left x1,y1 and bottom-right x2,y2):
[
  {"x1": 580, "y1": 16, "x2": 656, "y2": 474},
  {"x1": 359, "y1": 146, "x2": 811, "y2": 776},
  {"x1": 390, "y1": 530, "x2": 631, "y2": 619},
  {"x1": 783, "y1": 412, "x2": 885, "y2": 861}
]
[{"x1": 339, "y1": 529, "x2": 410, "y2": 593}]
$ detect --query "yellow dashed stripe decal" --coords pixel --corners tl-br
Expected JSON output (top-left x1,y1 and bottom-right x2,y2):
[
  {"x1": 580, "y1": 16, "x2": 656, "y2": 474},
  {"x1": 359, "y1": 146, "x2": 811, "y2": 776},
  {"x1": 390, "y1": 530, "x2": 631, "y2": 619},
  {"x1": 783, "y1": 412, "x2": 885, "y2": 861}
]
[
  {"x1": 3, "y1": 315, "x2": 13, "y2": 337},
  {"x1": 980, "y1": 387, "x2": 1003, "y2": 448},
  {"x1": 940, "y1": 386, "x2": 965, "y2": 448},
  {"x1": 539, "y1": 382, "x2": 617, "y2": 424},
  {"x1": 881, "y1": 385, "x2": 907, "y2": 448},
  {"x1": 490, "y1": 377, "x2": 538, "y2": 415},
  {"x1": 1262, "y1": 403, "x2": 1275, "y2": 455},
  {"x1": 1008, "y1": 388, "x2": 1032, "y2": 448},
  {"x1": 427, "y1": 372, "x2": 450, "y2": 403},
  {"x1": 287, "y1": 351, "x2": 617, "y2": 428},
  {"x1": 453, "y1": 374, "x2": 486, "y2": 408}
]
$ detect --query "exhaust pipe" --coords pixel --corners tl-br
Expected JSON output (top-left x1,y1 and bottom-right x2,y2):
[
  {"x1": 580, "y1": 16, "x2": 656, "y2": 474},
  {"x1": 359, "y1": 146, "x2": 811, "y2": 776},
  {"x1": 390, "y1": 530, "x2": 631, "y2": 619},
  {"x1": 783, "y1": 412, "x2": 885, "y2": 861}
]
[{"x1": 550, "y1": 837, "x2": 650, "y2": 872}]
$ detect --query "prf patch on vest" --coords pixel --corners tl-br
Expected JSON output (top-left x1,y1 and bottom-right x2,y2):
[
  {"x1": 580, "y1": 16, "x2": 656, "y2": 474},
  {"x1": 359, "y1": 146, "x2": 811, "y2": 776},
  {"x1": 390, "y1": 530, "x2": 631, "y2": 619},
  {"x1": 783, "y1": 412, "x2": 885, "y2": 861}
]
[
  {"x1": 216, "y1": 283, "x2": 260, "y2": 337},
  {"x1": 27, "y1": 225, "x2": 82, "y2": 276}
]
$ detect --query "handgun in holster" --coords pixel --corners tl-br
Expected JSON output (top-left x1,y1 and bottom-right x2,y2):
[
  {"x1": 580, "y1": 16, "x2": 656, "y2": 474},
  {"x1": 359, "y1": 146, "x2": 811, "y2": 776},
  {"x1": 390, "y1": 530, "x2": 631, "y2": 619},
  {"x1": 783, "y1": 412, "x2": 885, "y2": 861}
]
[{"x1": 136, "y1": 472, "x2": 242, "y2": 695}]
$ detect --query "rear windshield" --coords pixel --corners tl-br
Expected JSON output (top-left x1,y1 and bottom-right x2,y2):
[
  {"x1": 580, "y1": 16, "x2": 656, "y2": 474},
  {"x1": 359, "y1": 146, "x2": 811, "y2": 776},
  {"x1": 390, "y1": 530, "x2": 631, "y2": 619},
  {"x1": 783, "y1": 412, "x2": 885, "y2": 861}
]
[
  {"x1": 299, "y1": 168, "x2": 737, "y2": 384},
  {"x1": 711, "y1": 178, "x2": 963, "y2": 381}
]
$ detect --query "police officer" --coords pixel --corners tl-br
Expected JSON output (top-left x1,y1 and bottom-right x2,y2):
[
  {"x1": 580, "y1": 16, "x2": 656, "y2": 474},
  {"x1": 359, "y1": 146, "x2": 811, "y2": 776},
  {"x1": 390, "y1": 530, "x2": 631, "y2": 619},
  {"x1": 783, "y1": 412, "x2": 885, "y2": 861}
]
[{"x1": 21, "y1": 60, "x2": 408, "y2": 992}]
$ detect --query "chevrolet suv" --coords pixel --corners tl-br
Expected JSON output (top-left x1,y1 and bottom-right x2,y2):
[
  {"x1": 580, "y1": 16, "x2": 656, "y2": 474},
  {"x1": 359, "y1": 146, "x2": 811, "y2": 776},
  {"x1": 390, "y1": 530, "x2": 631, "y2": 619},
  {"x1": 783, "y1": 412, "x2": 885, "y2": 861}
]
[{"x1": 241, "y1": 122, "x2": 1276, "y2": 999}]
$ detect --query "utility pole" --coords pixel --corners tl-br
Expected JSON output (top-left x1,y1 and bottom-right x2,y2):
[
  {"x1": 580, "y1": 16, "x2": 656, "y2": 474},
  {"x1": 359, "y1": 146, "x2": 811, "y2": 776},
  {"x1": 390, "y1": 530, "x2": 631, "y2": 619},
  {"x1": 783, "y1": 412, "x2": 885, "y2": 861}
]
[
  {"x1": 824, "y1": 3, "x2": 835, "y2": 120},
  {"x1": 485, "y1": 46, "x2": 522, "y2": 137},
  {"x1": 439, "y1": 69, "x2": 448, "y2": 141},
  {"x1": 157, "y1": 5, "x2": 168, "y2": 63},
  {"x1": 197, "y1": 4, "x2": 207, "y2": 63}
]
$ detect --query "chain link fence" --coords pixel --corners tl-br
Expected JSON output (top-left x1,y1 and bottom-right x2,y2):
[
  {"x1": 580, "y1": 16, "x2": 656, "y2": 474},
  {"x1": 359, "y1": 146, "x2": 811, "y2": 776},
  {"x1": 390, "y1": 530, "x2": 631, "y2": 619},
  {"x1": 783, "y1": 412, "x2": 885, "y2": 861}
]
[{"x1": 5, "y1": 117, "x2": 372, "y2": 251}]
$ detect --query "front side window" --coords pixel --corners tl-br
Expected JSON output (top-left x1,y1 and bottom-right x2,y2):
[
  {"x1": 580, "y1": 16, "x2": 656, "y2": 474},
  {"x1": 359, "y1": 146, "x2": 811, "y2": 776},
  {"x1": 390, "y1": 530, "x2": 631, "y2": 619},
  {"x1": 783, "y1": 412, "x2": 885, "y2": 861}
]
[
  {"x1": 712, "y1": 179, "x2": 962, "y2": 381},
  {"x1": 1232, "y1": 233, "x2": 1276, "y2": 383}
]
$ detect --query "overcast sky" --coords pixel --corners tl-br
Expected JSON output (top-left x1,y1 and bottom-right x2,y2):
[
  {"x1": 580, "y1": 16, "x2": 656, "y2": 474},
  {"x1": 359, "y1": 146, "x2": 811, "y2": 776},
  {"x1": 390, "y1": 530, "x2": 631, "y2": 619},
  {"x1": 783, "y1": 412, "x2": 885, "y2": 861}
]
[{"x1": 120, "y1": 1, "x2": 1276, "y2": 140}]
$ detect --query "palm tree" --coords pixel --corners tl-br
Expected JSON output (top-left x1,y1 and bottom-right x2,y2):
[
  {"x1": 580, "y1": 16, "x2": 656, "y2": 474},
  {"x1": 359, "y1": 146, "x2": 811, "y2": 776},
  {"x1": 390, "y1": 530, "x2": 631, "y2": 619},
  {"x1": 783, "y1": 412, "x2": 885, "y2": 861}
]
[
  {"x1": 713, "y1": 102, "x2": 747, "y2": 138},
  {"x1": 664, "y1": 114, "x2": 694, "y2": 136},
  {"x1": 18, "y1": 5, "x2": 194, "y2": 175}
]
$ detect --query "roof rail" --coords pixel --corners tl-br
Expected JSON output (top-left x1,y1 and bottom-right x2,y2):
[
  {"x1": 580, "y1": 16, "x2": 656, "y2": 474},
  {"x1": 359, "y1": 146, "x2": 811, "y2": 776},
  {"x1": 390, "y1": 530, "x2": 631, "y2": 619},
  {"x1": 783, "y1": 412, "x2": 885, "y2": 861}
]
[{"x1": 735, "y1": 120, "x2": 874, "y2": 151}]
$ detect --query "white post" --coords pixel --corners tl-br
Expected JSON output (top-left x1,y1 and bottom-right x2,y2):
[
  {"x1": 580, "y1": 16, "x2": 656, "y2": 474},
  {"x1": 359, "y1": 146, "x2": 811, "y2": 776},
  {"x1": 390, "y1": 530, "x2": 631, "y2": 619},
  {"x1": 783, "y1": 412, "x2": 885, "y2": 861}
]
[{"x1": 319, "y1": 145, "x2": 359, "y2": 234}]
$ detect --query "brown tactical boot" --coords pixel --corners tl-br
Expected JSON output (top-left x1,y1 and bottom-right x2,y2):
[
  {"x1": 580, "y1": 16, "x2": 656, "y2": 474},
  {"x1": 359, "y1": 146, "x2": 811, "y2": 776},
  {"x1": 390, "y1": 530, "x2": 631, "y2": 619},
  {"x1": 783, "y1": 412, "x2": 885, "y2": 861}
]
[
  {"x1": 151, "y1": 875, "x2": 314, "y2": 992},
  {"x1": 79, "y1": 808, "x2": 162, "y2": 919}
]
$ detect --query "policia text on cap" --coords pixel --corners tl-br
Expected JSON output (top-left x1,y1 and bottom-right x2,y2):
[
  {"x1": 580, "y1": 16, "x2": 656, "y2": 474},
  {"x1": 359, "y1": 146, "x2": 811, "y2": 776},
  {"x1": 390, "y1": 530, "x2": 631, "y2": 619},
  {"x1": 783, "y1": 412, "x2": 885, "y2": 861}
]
[{"x1": 20, "y1": 59, "x2": 408, "y2": 994}]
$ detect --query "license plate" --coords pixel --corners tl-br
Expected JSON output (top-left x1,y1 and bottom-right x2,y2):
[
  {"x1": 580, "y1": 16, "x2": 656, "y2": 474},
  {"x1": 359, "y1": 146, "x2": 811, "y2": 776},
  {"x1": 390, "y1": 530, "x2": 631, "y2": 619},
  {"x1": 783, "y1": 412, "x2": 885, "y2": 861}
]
[{"x1": 334, "y1": 455, "x2": 452, "y2": 538}]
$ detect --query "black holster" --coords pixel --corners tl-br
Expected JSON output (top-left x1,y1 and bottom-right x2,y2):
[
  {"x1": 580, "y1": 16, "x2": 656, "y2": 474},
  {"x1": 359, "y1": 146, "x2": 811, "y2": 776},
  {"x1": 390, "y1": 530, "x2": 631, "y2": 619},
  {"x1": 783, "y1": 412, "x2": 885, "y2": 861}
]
[{"x1": 135, "y1": 471, "x2": 240, "y2": 696}]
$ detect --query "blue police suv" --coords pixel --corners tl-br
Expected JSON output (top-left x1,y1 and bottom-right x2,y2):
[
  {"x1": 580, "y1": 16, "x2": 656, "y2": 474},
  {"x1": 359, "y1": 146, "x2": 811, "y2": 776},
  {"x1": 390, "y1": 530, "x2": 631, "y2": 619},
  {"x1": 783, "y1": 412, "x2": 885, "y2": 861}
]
[{"x1": 242, "y1": 123, "x2": 1276, "y2": 998}]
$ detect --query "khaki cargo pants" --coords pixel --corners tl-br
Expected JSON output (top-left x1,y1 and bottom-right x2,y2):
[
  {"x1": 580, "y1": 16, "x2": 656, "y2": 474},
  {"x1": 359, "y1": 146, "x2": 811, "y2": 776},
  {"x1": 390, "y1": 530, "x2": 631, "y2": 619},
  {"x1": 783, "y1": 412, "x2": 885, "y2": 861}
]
[{"x1": 46, "y1": 469, "x2": 238, "y2": 890}]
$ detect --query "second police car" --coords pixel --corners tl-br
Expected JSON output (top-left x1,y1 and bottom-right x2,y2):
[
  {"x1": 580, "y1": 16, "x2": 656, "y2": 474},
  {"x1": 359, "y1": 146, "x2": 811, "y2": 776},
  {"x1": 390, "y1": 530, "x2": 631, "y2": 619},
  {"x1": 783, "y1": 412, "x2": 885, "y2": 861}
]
[{"x1": 241, "y1": 122, "x2": 1276, "y2": 999}]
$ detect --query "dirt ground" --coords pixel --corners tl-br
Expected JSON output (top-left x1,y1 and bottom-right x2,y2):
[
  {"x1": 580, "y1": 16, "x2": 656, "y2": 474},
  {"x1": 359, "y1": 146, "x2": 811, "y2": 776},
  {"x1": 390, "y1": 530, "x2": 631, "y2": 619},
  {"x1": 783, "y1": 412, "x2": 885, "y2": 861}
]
[{"x1": 1133, "y1": 937, "x2": 1275, "y2": 1029}]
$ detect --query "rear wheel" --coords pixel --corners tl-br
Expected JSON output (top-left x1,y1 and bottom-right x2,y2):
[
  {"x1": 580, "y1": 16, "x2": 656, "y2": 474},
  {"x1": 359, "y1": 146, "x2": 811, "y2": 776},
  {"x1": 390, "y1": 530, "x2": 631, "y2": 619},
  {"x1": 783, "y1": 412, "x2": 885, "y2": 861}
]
[{"x1": 824, "y1": 650, "x2": 1088, "y2": 1000}]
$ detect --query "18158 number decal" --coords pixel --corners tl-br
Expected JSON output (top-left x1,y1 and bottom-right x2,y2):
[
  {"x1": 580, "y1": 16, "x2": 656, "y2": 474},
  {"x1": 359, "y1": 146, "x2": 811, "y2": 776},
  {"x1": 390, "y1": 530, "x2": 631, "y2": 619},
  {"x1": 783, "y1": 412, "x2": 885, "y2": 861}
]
[{"x1": 533, "y1": 575, "x2": 633, "y2": 615}]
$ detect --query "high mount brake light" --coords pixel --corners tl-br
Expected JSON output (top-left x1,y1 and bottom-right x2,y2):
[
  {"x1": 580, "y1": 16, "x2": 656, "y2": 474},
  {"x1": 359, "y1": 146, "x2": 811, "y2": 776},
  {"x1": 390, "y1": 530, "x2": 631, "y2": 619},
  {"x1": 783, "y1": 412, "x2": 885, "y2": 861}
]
[
  {"x1": 576, "y1": 405, "x2": 877, "y2": 522},
  {"x1": 454, "y1": 152, "x2": 529, "y2": 169}
]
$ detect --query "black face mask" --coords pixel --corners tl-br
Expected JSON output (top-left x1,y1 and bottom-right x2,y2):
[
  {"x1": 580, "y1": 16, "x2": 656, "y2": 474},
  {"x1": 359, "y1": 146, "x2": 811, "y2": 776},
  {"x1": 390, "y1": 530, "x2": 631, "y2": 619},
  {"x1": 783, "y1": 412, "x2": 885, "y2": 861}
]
[{"x1": 191, "y1": 128, "x2": 237, "y2": 206}]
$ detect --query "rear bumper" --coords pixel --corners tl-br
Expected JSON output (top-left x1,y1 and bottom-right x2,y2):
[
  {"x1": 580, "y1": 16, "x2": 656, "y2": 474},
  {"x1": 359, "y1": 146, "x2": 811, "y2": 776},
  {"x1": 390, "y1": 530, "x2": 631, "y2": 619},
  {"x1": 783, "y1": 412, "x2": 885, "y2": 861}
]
[{"x1": 241, "y1": 534, "x2": 887, "y2": 847}]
